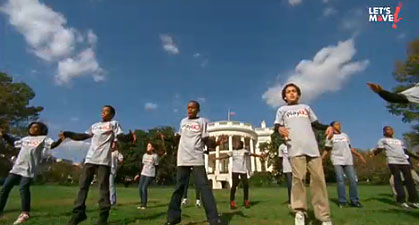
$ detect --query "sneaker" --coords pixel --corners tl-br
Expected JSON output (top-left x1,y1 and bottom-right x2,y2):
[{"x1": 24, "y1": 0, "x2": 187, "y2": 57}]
[
  {"x1": 230, "y1": 201, "x2": 237, "y2": 209},
  {"x1": 409, "y1": 202, "x2": 419, "y2": 209},
  {"x1": 322, "y1": 221, "x2": 333, "y2": 225},
  {"x1": 181, "y1": 198, "x2": 189, "y2": 206},
  {"x1": 294, "y1": 211, "x2": 305, "y2": 225},
  {"x1": 13, "y1": 212, "x2": 30, "y2": 225},
  {"x1": 68, "y1": 214, "x2": 87, "y2": 225},
  {"x1": 195, "y1": 200, "x2": 201, "y2": 208},
  {"x1": 400, "y1": 202, "x2": 410, "y2": 209},
  {"x1": 137, "y1": 206, "x2": 146, "y2": 210},
  {"x1": 244, "y1": 200, "x2": 251, "y2": 208},
  {"x1": 338, "y1": 203, "x2": 346, "y2": 208},
  {"x1": 350, "y1": 202, "x2": 363, "y2": 208}
]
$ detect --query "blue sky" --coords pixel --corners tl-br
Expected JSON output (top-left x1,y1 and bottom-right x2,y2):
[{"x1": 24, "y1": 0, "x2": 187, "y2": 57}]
[{"x1": 0, "y1": 0, "x2": 418, "y2": 162}]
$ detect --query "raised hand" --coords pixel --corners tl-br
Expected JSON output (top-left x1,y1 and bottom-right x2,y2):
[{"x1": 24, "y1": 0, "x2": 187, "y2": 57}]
[
  {"x1": 59, "y1": 131, "x2": 66, "y2": 141},
  {"x1": 217, "y1": 135, "x2": 228, "y2": 145},
  {"x1": 367, "y1": 83, "x2": 383, "y2": 93},
  {"x1": 325, "y1": 126, "x2": 334, "y2": 139},
  {"x1": 130, "y1": 130, "x2": 137, "y2": 144}
]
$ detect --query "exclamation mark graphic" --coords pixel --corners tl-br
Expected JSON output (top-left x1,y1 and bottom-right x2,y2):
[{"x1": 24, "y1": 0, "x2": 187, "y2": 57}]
[{"x1": 393, "y1": 2, "x2": 402, "y2": 29}]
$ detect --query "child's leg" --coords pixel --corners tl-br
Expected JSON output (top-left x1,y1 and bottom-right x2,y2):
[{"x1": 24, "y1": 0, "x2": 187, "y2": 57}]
[
  {"x1": 109, "y1": 173, "x2": 116, "y2": 205},
  {"x1": 195, "y1": 185, "x2": 201, "y2": 201},
  {"x1": 388, "y1": 164, "x2": 406, "y2": 203},
  {"x1": 240, "y1": 173, "x2": 249, "y2": 202},
  {"x1": 183, "y1": 173, "x2": 190, "y2": 199},
  {"x1": 97, "y1": 165, "x2": 111, "y2": 222},
  {"x1": 334, "y1": 165, "x2": 347, "y2": 204},
  {"x1": 192, "y1": 166, "x2": 220, "y2": 224},
  {"x1": 307, "y1": 157, "x2": 331, "y2": 222},
  {"x1": 230, "y1": 173, "x2": 240, "y2": 201},
  {"x1": 285, "y1": 172, "x2": 292, "y2": 204},
  {"x1": 389, "y1": 175, "x2": 397, "y2": 197},
  {"x1": 0, "y1": 174, "x2": 21, "y2": 213},
  {"x1": 19, "y1": 177, "x2": 32, "y2": 213},
  {"x1": 71, "y1": 163, "x2": 96, "y2": 219},
  {"x1": 138, "y1": 176, "x2": 145, "y2": 203},
  {"x1": 141, "y1": 176, "x2": 154, "y2": 207},
  {"x1": 290, "y1": 156, "x2": 308, "y2": 213},
  {"x1": 344, "y1": 165, "x2": 360, "y2": 204},
  {"x1": 400, "y1": 165, "x2": 418, "y2": 203},
  {"x1": 167, "y1": 166, "x2": 191, "y2": 223}
]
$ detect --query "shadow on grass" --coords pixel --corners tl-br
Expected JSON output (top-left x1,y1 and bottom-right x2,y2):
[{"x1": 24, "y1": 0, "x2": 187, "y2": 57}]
[
  {"x1": 364, "y1": 197, "x2": 395, "y2": 206},
  {"x1": 219, "y1": 210, "x2": 248, "y2": 224},
  {"x1": 372, "y1": 208, "x2": 419, "y2": 219},
  {"x1": 109, "y1": 211, "x2": 167, "y2": 224}
]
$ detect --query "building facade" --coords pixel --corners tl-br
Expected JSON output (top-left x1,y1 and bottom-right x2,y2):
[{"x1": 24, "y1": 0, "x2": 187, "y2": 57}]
[{"x1": 206, "y1": 120, "x2": 273, "y2": 189}]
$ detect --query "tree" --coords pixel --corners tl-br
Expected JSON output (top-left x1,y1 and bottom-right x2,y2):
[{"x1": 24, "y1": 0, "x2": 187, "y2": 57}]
[
  {"x1": 0, "y1": 72, "x2": 43, "y2": 177},
  {"x1": 387, "y1": 39, "x2": 419, "y2": 148}
]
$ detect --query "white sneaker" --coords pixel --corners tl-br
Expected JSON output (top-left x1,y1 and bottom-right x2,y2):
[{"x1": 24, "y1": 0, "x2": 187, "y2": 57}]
[
  {"x1": 13, "y1": 212, "x2": 29, "y2": 225},
  {"x1": 400, "y1": 202, "x2": 410, "y2": 209},
  {"x1": 322, "y1": 221, "x2": 333, "y2": 225},
  {"x1": 295, "y1": 211, "x2": 305, "y2": 225},
  {"x1": 137, "y1": 206, "x2": 146, "y2": 210},
  {"x1": 195, "y1": 200, "x2": 201, "y2": 208},
  {"x1": 409, "y1": 202, "x2": 419, "y2": 209},
  {"x1": 181, "y1": 198, "x2": 188, "y2": 206}
]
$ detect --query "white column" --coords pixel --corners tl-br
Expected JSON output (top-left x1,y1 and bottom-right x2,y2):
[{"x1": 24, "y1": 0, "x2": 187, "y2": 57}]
[
  {"x1": 250, "y1": 138, "x2": 255, "y2": 173},
  {"x1": 214, "y1": 135, "x2": 222, "y2": 189},
  {"x1": 228, "y1": 135, "x2": 233, "y2": 188}
]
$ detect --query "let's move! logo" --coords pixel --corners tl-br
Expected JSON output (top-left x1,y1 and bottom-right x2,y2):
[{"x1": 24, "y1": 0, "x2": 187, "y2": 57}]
[{"x1": 368, "y1": 2, "x2": 402, "y2": 29}]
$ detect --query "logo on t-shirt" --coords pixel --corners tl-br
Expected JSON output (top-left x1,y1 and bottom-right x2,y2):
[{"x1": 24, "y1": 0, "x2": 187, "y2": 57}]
[
  {"x1": 285, "y1": 109, "x2": 309, "y2": 118},
  {"x1": 182, "y1": 122, "x2": 201, "y2": 132},
  {"x1": 386, "y1": 139, "x2": 402, "y2": 146}
]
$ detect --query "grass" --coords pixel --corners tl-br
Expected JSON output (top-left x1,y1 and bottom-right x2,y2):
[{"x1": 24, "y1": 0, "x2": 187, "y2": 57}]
[{"x1": 0, "y1": 184, "x2": 418, "y2": 225}]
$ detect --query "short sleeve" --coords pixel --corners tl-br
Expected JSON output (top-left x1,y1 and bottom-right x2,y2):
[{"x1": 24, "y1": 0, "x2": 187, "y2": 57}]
[
  {"x1": 401, "y1": 140, "x2": 406, "y2": 149},
  {"x1": 227, "y1": 151, "x2": 233, "y2": 157},
  {"x1": 14, "y1": 139, "x2": 23, "y2": 149},
  {"x1": 307, "y1": 106, "x2": 318, "y2": 123},
  {"x1": 325, "y1": 138, "x2": 333, "y2": 148},
  {"x1": 118, "y1": 152, "x2": 124, "y2": 162},
  {"x1": 154, "y1": 154, "x2": 159, "y2": 166},
  {"x1": 274, "y1": 108, "x2": 284, "y2": 125},
  {"x1": 377, "y1": 139, "x2": 384, "y2": 149},
  {"x1": 113, "y1": 121, "x2": 123, "y2": 136},
  {"x1": 85, "y1": 125, "x2": 93, "y2": 135},
  {"x1": 277, "y1": 145, "x2": 284, "y2": 157},
  {"x1": 345, "y1": 134, "x2": 352, "y2": 147},
  {"x1": 201, "y1": 118, "x2": 209, "y2": 138},
  {"x1": 178, "y1": 120, "x2": 183, "y2": 135},
  {"x1": 43, "y1": 137, "x2": 54, "y2": 149}
]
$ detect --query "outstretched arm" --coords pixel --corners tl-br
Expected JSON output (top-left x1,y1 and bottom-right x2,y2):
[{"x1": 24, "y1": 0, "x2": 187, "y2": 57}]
[
  {"x1": 351, "y1": 148, "x2": 367, "y2": 164},
  {"x1": 203, "y1": 135, "x2": 228, "y2": 149},
  {"x1": 367, "y1": 83, "x2": 409, "y2": 104},
  {"x1": 62, "y1": 131, "x2": 93, "y2": 141},
  {"x1": 369, "y1": 148, "x2": 384, "y2": 158},
  {"x1": 405, "y1": 149, "x2": 419, "y2": 161},
  {"x1": 322, "y1": 148, "x2": 330, "y2": 160},
  {"x1": 311, "y1": 121, "x2": 334, "y2": 139}
]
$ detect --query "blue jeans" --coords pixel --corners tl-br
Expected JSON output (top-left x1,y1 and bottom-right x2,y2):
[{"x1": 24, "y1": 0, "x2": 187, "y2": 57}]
[
  {"x1": 138, "y1": 175, "x2": 154, "y2": 207},
  {"x1": 0, "y1": 173, "x2": 32, "y2": 213},
  {"x1": 334, "y1": 165, "x2": 359, "y2": 204}
]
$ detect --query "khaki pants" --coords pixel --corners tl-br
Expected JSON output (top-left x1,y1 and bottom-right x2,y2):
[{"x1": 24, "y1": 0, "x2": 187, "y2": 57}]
[{"x1": 291, "y1": 155, "x2": 331, "y2": 222}]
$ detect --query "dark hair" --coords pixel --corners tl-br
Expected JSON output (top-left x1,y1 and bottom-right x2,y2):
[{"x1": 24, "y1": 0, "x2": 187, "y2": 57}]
[
  {"x1": 383, "y1": 126, "x2": 392, "y2": 131},
  {"x1": 281, "y1": 83, "x2": 301, "y2": 103},
  {"x1": 28, "y1": 122, "x2": 48, "y2": 135},
  {"x1": 188, "y1": 100, "x2": 200, "y2": 112},
  {"x1": 103, "y1": 105, "x2": 116, "y2": 117},
  {"x1": 238, "y1": 141, "x2": 244, "y2": 149},
  {"x1": 330, "y1": 121, "x2": 338, "y2": 126}
]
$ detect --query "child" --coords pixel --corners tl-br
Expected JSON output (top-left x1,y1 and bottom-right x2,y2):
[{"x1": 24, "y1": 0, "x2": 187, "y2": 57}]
[
  {"x1": 274, "y1": 83, "x2": 333, "y2": 225},
  {"x1": 216, "y1": 140, "x2": 263, "y2": 209},
  {"x1": 63, "y1": 105, "x2": 135, "y2": 225},
  {"x1": 370, "y1": 126, "x2": 419, "y2": 209},
  {"x1": 135, "y1": 133, "x2": 166, "y2": 210},
  {"x1": 278, "y1": 143, "x2": 292, "y2": 205},
  {"x1": 165, "y1": 100, "x2": 226, "y2": 225},
  {"x1": 109, "y1": 142, "x2": 124, "y2": 206},
  {"x1": 0, "y1": 122, "x2": 63, "y2": 224},
  {"x1": 322, "y1": 121, "x2": 366, "y2": 208}
]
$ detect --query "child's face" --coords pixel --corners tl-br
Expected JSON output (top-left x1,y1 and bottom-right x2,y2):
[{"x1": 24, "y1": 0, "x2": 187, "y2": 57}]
[
  {"x1": 233, "y1": 140, "x2": 240, "y2": 149},
  {"x1": 332, "y1": 122, "x2": 341, "y2": 133},
  {"x1": 28, "y1": 123, "x2": 41, "y2": 136},
  {"x1": 384, "y1": 127, "x2": 394, "y2": 137},
  {"x1": 187, "y1": 102, "x2": 199, "y2": 119},
  {"x1": 101, "y1": 107, "x2": 114, "y2": 121},
  {"x1": 285, "y1": 86, "x2": 300, "y2": 104},
  {"x1": 147, "y1": 143, "x2": 154, "y2": 152}
]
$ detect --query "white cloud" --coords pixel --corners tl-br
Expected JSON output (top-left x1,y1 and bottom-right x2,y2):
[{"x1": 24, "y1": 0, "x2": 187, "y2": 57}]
[
  {"x1": 197, "y1": 97, "x2": 206, "y2": 103},
  {"x1": 262, "y1": 39, "x2": 369, "y2": 107},
  {"x1": 160, "y1": 34, "x2": 179, "y2": 55},
  {"x1": 56, "y1": 48, "x2": 104, "y2": 85},
  {"x1": 397, "y1": 32, "x2": 407, "y2": 40},
  {"x1": 323, "y1": 7, "x2": 337, "y2": 17},
  {"x1": 145, "y1": 102, "x2": 158, "y2": 111},
  {"x1": 193, "y1": 53, "x2": 201, "y2": 58},
  {"x1": 340, "y1": 8, "x2": 365, "y2": 35},
  {"x1": 288, "y1": 0, "x2": 302, "y2": 6},
  {"x1": 70, "y1": 117, "x2": 79, "y2": 122},
  {"x1": 1, "y1": 0, "x2": 104, "y2": 85}
]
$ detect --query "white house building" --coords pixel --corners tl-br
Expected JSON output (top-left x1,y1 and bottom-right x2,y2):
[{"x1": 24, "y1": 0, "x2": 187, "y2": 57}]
[{"x1": 205, "y1": 120, "x2": 273, "y2": 189}]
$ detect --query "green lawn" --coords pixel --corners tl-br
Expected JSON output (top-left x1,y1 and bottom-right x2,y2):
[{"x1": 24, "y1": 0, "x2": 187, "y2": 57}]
[{"x1": 0, "y1": 185, "x2": 418, "y2": 225}]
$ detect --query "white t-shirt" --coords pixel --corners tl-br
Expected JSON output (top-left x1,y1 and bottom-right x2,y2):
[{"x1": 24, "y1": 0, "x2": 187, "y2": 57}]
[
  {"x1": 228, "y1": 149, "x2": 249, "y2": 174},
  {"x1": 141, "y1": 153, "x2": 159, "y2": 177},
  {"x1": 177, "y1": 117, "x2": 209, "y2": 166},
  {"x1": 325, "y1": 133, "x2": 354, "y2": 166},
  {"x1": 401, "y1": 83, "x2": 419, "y2": 104},
  {"x1": 110, "y1": 150, "x2": 124, "y2": 175},
  {"x1": 278, "y1": 144, "x2": 292, "y2": 173},
  {"x1": 377, "y1": 137, "x2": 409, "y2": 165},
  {"x1": 84, "y1": 120, "x2": 123, "y2": 166},
  {"x1": 10, "y1": 136, "x2": 54, "y2": 178},
  {"x1": 274, "y1": 104, "x2": 320, "y2": 158}
]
